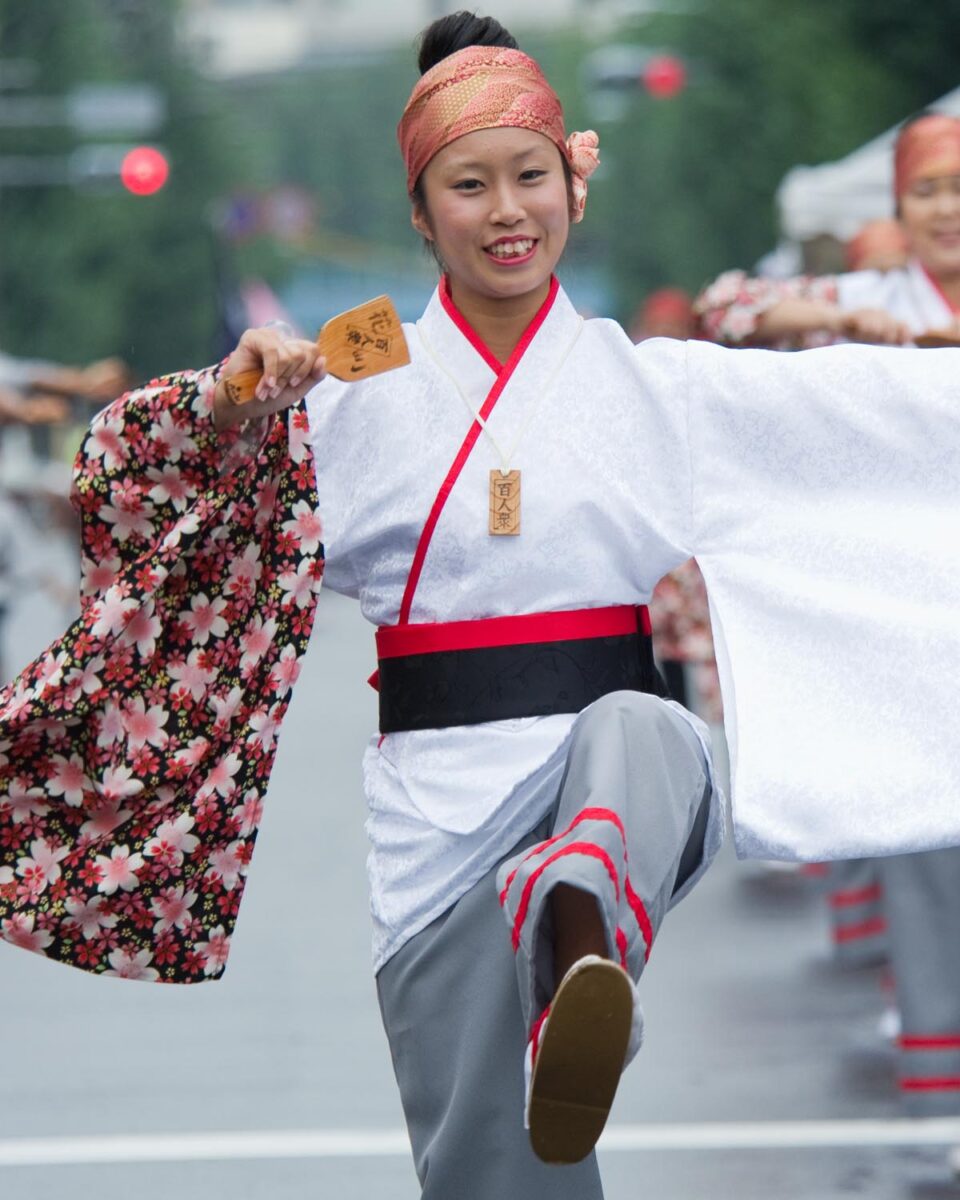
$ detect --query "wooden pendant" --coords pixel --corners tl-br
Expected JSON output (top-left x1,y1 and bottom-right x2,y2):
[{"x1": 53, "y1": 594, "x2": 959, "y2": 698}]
[{"x1": 489, "y1": 469, "x2": 521, "y2": 536}]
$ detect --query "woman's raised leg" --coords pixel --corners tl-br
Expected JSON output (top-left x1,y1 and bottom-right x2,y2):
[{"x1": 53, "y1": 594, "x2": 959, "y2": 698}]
[
  {"x1": 376, "y1": 823, "x2": 605, "y2": 1199},
  {"x1": 497, "y1": 691, "x2": 713, "y2": 1161}
]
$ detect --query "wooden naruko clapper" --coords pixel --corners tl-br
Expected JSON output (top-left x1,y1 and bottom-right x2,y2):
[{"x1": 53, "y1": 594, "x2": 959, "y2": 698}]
[{"x1": 223, "y1": 295, "x2": 410, "y2": 405}]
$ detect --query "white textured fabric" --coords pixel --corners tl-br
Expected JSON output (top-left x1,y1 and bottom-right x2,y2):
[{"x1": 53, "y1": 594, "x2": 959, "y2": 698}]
[
  {"x1": 306, "y1": 281, "x2": 960, "y2": 968},
  {"x1": 688, "y1": 338, "x2": 960, "y2": 860},
  {"x1": 835, "y1": 258, "x2": 954, "y2": 333},
  {"x1": 697, "y1": 258, "x2": 959, "y2": 859}
]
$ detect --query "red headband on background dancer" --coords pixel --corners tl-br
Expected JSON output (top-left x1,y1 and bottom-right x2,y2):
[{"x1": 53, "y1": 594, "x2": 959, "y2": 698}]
[{"x1": 895, "y1": 113, "x2": 960, "y2": 199}]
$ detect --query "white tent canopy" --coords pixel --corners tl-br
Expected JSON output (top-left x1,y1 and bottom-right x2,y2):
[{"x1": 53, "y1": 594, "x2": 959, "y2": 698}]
[{"x1": 776, "y1": 86, "x2": 960, "y2": 242}]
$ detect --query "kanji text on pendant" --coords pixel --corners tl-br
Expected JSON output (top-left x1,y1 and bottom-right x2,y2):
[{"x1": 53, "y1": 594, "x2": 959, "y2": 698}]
[{"x1": 489, "y1": 469, "x2": 521, "y2": 536}]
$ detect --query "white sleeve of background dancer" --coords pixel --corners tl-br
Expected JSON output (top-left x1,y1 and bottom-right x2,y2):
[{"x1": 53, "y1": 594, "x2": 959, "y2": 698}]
[{"x1": 684, "y1": 338, "x2": 960, "y2": 862}]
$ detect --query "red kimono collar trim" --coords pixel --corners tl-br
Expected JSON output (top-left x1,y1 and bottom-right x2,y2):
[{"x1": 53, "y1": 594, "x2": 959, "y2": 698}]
[
  {"x1": 919, "y1": 261, "x2": 960, "y2": 316},
  {"x1": 438, "y1": 275, "x2": 561, "y2": 378}
]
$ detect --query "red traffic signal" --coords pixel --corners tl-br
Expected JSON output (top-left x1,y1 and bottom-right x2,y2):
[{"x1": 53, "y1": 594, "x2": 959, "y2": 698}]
[
  {"x1": 120, "y1": 146, "x2": 169, "y2": 195},
  {"x1": 642, "y1": 55, "x2": 687, "y2": 99}
]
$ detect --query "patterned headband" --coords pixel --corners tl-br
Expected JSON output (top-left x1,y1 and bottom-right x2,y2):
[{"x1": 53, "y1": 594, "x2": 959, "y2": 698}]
[
  {"x1": 397, "y1": 45, "x2": 599, "y2": 223},
  {"x1": 894, "y1": 115, "x2": 960, "y2": 199}
]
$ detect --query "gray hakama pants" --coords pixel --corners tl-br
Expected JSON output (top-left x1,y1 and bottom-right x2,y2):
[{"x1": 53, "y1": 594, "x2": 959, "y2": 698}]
[
  {"x1": 824, "y1": 858, "x2": 888, "y2": 967},
  {"x1": 879, "y1": 847, "x2": 960, "y2": 1115},
  {"x1": 377, "y1": 692, "x2": 712, "y2": 1199}
]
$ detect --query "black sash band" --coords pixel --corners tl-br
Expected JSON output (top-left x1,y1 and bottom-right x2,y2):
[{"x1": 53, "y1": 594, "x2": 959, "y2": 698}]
[{"x1": 378, "y1": 631, "x2": 667, "y2": 733}]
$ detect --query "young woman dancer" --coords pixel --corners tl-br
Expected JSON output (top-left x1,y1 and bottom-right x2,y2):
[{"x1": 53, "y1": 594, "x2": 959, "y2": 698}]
[{"x1": 3, "y1": 14, "x2": 960, "y2": 1197}]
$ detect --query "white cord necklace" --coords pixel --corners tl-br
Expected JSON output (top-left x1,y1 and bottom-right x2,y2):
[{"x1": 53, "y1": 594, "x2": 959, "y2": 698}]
[{"x1": 417, "y1": 315, "x2": 584, "y2": 535}]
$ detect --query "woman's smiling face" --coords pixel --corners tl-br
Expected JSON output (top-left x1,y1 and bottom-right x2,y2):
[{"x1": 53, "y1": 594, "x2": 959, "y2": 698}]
[
  {"x1": 900, "y1": 172, "x2": 960, "y2": 279},
  {"x1": 412, "y1": 126, "x2": 571, "y2": 304}
]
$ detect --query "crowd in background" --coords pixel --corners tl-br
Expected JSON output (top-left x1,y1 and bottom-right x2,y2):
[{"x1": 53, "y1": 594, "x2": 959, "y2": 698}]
[{"x1": 0, "y1": 348, "x2": 129, "y2": 681}]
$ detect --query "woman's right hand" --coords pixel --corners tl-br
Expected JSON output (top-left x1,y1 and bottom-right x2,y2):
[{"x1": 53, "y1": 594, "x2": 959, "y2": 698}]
[
  {"x1": 214, "y1": 326, "x2": 327, "y2": 432},
  {"x1": 837, "y1": 307, "x2": 912, "y2": 345}
]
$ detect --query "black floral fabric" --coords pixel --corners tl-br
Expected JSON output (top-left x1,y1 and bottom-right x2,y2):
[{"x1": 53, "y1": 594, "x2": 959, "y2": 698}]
[{"x1": 0, "y1": 366, "x2": 323, "y2": 982}]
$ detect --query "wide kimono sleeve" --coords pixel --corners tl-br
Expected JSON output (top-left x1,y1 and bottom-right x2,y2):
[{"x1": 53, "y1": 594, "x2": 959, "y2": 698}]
[
  {"x1": 683, "y1": 338, "x2": 960, "y2": 860},
  {"x1": 0, "y1": 366, "x2": 324, "y2": 981}
]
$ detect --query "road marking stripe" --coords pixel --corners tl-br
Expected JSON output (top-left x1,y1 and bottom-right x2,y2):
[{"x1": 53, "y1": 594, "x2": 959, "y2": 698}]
[
  {"x1": 600, "y1": 1119, "x2": 960, "y2": 1151},
  {"x1": 2, "y1": 1119, "x2": 960, "y2": 1167}
]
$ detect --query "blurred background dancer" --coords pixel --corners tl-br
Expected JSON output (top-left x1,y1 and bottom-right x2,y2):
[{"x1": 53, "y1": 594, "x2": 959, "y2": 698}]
[{"x1": 696, "y1": 110, "x2": 960, "y2": 1118}]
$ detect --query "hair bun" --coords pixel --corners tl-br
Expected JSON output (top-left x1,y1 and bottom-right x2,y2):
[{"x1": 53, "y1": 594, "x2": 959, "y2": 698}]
[{"x1": 417, "y1": 12, "x2": 518, "y2": 75}]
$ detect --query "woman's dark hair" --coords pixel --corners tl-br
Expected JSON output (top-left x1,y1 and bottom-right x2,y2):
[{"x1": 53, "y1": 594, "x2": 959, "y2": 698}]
[{"x1": 417, "y1": 12, "x2": 518, "y2": 76}]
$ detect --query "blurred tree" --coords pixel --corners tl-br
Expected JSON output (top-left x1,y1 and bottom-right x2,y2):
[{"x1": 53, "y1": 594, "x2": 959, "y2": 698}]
[
  {"x1": 839, "y1": 0, "x2": 960, "y2": 110},
  {"x1": 2, "y1": 0, "x2": 953, "y2": 364},
  {"x1": 219, "y1": 50, "x2": 415, "y2": 258},
  {"x1": 0, "y1": 0, "x2": 228, "y2": 377}
]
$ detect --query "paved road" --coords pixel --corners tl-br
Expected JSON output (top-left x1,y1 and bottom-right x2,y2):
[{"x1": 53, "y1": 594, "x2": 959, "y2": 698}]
[{"x1": 2, "y1": 587, "x2": 960, "y2": 1198}]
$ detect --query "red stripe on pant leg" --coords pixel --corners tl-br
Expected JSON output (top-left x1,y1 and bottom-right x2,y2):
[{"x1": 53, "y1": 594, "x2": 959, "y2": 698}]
[
  {"x1": 899, "y1": 1035, "x2": 960, "y2": 1051},
  {"x1": 511, "y1": 842, "x2": 620, "y2": 952},
  {"x1": 616, "y1": 926, "x2": 628, "y2": 970},
  {"x1": 499, "y1": 807, "x2": 628, "y2": 907},
  {"x1": 833, "y1": 916, "x2": 887, "y2": 943},
  {"x1": 499, "y1": 807, "x2": 655, "y2": 962},
  {"x1": 829, "y1": 883, "x2": 883, "y2": 908},
  {"x1": 624, "y1": 876, "x2": 655, "y2": 962},
  {"x1": 900, "y1": 1076, "x2": 960, "y2": 1092}
]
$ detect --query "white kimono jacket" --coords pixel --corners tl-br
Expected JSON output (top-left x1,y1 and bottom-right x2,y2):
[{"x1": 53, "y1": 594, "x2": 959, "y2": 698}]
[
  {"x1": 306, "y1": 281, "x2": 960, "y2": 970},
  {"x1": 836, "y1": 257, "x2": 957, "y2": 334}
]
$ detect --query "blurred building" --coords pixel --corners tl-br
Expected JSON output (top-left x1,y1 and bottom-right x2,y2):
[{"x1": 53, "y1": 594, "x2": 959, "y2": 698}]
[{"x1": 181, "y1": 0, "x2": 589, "y2": 76}]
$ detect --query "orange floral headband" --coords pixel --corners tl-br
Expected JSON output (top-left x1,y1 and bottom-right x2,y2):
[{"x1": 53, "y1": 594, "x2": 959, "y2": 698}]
[
  {"x1": 397, "y1": 45, "x2": 599, "y2": 223},
  {"x1": 894, "y1": 114, "x2": 960, "y2": 198}
]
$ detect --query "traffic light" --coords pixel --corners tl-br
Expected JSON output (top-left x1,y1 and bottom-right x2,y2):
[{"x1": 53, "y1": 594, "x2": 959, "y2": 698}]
[
  {"x1": 642, "y1": 55, "x2": 687, "y2": 100},
  {"x1": 583, "y1": 46, "x2": 692, "y2": 121},
  {"x1": 120, "y1": 145, "x2": 169, "y2": 195}
]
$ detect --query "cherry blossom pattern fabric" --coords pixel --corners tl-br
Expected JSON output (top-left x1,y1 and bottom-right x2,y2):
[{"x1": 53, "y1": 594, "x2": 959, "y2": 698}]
[
  {"x1": 0, "y1": 369, "x2": 323, "y2": 982},
  {"x1": 649, "y1": 559, "x2": 722, "y2": 725},
  {"x1": 694, "y1": 269, "x2": 841, "y2": 348}
]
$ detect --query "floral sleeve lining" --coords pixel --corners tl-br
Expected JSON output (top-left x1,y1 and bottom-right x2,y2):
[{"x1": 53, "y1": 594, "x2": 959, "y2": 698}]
[
  {"x1": 1, "y1": 367, "x2": 324, "y2": 983},
  {"x1": 694, "y1": 269, "x2": 840, "y2": 347}
]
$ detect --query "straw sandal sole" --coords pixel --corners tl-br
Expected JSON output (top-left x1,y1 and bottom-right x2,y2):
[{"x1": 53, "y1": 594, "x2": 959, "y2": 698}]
[{"x1": 528, "y1": 958, "x2": 633, "y2": 1164}]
